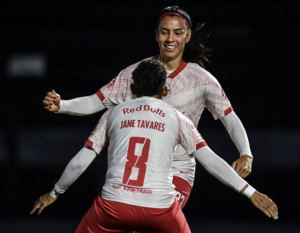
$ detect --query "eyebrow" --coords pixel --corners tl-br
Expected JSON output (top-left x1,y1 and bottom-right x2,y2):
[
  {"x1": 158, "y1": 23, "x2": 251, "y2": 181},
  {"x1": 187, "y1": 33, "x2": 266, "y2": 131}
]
[{"x1": 160, "y1": 28, "x2": 185, "y2": 32}]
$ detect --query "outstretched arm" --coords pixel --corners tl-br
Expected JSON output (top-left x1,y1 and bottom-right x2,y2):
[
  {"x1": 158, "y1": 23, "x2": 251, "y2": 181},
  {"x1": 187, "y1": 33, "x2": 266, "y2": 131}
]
[
  {"x1": 193, "y1": 146, "x2": 278, "y2": 219},
  {"x1": 220, "y1": 111, "x2": 253, "y2": 178},
  {"x1": 30, "y1": 146, "x2": 97, "y2": 215},
  {"x1": 43, "y1": 90, "x2": 106, "y2": 115},
  {"x1": 52, "y1": 146, "x2": 97, "y2": 194}
]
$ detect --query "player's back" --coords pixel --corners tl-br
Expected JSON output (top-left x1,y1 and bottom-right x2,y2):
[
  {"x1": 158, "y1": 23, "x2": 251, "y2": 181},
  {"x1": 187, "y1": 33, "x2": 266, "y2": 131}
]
[{"x1": 102, "y1": 97, "x2": 180, "y2": 208}]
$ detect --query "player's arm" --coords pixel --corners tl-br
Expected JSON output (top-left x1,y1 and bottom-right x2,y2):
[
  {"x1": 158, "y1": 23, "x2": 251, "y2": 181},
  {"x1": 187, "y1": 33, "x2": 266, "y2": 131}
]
[
  {"x1": 193, "y1": 146, "x2": 278, "y2": 220},
  {"x1": 220, "y1": 111, "x2": 253, "y2": 178},
  {"x1": 30, "y1": 109, "x2": 111, "y2": 215},
  {"x1": 178, "y1": 110, "x2": 277, "y2": 219},
  {"x1": 30, "y1": 146, "x2": 97, "y2": 215},
  {"x1": 43, "y1": 68, "x2": 134, "y2": 115},
  {"x1": 43, "y1": 90, "x2": 106, "y2": 115},
  {"x1": 204, "y1": 74, "x2": 253, "y2": 178}
]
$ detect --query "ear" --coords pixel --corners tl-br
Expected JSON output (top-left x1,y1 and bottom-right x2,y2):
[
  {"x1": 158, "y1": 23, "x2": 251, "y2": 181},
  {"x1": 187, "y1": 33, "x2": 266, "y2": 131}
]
[
  {"x1": 162, "y1": 86, "x2": 168, "y2": 97},
  {"x1": 185, "y1": 30, "x2": 191, "y2": 44},
  {"x1": 155, "y1": 29, "x2": 159, "y2": 42},
  {"x1": 130, "y1": 83, "x2": 136, "y2": 95}
]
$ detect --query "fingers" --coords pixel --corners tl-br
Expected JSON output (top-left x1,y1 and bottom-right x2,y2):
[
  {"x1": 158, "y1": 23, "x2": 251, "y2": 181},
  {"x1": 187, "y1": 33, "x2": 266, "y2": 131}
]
[
  {"x1": 232, "y1": 157, "x2": 252, "y2": 178},
  {"x1": 233, "y1": 162, "x2": 249, "y2": 178},
  {"x1": 52, "y1": 90, "x2": 60, "y2": 97},
  {"x1": 261, "y1": 207, "x2": 272, "y2": 218},
  {"x1": 31, "y1": 202, "x2": 45, "y2": 215},
  {"x1": 250, "y1": 192, "x2": 278, "y2": 220},
  {"x1": 232, "y1": 161, "x2": 251, "y2": 178},
  {"x1": 231, "y1": 161, "x2": 237, "y2": 170},
  {"x1": 239, "y1": 168, "x2": 251, "y2": 179},
  {"x1": 43, "y1": 101, "x2": 56, "y2": 112},
  {"x1": 43, "y1": 100, "x2": 53, "y2": 106},
  {"x1": 47, "y1": 90, "x2": 60, "y2": 99},
  {"x1": 44, "y1": 96, "x2": 58, "y2": 107},
  {"x1": 234, "y1": 164, "x2": 243, "y2": 175},
  {"x1": 38, "y1": 203, "x2": 46, "y2": 215},
  {"x1": 265, "y1": 201, "x2": 278, "y2": 220},
  {"x1": 30, "y1": 193, "x2": 57, "y2": 215},
  {"x1": 44, "y1": 92, "x2": 59, "y2": 104},
  {"x1": 44, "y1": 96, "x2": 55, "y2": 102},
  {"x1": 43, "y1": 91, "x2": 60, "y2": 112},
  {"x1": 30, "y1": 201, "x2": 41, "y2": 214}
]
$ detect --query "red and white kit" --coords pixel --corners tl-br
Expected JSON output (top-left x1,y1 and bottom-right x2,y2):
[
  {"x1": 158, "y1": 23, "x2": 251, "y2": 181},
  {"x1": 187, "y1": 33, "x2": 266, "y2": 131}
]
[
  {"x1": 97, "y1": 59, "x2": 234, "y2": 188},
  {"x1": 72, "y1": 97, "x2": 207, "y2": 232},
  {"x1": 59, "y1": 57, "x2": 252, "y2": 207},
  {"x1": 86, "y1": 97, "x2": 205, "y2": 208},
  {"x1": 55, "y1": 97, "x2": 249, "y2": 233}
]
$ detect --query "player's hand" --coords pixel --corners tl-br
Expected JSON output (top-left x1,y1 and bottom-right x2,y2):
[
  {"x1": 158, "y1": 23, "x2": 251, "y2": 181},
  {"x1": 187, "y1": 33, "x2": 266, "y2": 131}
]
[
  {"x1": 30, "y1": 193, "x2": 57, "y2": 215},
  {"x1": 231, "y1": 155, "x2": 253, "y2": 178},
  {"x1": 43, "y1": 90, "x2": 61, "y2": 112},
  {"x1": 249, "y1": 191, "x2": 278, "y2": 220}
]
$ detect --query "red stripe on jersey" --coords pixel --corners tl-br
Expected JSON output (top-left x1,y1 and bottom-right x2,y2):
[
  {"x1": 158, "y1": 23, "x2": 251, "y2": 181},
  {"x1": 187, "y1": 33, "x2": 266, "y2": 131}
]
[
  {"x1": 96, "y1": 91, "x2": 105, "y2": 101},
  {"x1": 85, "y1": 140, "x2": 93, "y2": 148},
  {"x1": 168, "y1": 61, "x2": 188, "y2": 79},
  {"x1": 224, "y1": 106, "x2": 233, "y2": 116},
  {"x1": 196, "y1": 141, "x2": 207, "y2": 150}
]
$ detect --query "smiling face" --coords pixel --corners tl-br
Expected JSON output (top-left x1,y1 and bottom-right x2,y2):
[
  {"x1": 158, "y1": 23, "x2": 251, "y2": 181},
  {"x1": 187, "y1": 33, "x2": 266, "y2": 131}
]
[{"x1": 156, "y1": 15, "x2": 191, "y2": 65}]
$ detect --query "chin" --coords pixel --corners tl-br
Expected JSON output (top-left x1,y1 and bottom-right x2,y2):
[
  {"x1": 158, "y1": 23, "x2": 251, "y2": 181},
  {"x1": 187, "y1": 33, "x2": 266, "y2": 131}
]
[{"x1": 161, "y1": 52, "x2": 178, "y2": 61}]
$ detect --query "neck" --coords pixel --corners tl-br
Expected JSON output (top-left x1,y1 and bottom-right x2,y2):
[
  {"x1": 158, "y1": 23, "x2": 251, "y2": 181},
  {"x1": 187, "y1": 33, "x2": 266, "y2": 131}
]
[
  {"x1": 137, "y1": 94, "x2": 162, "y2": 99},
  {"x1": 159, "y1": 54, "x2": 183, "y2": 70}
]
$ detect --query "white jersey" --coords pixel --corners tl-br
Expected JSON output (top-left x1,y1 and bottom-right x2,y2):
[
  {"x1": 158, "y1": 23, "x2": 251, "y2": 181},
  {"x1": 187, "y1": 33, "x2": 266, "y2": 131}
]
[
  {"x1": 95, "y1": 57, "x2": 232, "y2": 186},
  {"x1": 85, "y1": 97, "x2": 206, "y2": 208}
]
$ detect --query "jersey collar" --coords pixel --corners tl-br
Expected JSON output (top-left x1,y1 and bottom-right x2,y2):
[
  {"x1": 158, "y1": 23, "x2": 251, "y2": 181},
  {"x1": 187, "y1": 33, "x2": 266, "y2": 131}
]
[{"x1": 153, "y1": 56, "x2": 188, "y2": 79}]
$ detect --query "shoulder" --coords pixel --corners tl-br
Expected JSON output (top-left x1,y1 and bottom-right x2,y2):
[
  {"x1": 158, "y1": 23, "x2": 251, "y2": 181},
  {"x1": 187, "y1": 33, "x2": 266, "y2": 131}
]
[
  {"x1": 103, "y1": 107, "x2": 116, "y2": 119},
  {"x1": 185, "y1": 62, "x2": 220, "y2": 84}
]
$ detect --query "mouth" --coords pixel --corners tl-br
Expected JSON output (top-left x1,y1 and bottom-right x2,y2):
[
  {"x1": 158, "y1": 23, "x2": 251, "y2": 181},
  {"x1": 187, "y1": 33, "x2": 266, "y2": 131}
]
[{"x1": 164, "y1": 45, "x2": 177, "y2": 52}]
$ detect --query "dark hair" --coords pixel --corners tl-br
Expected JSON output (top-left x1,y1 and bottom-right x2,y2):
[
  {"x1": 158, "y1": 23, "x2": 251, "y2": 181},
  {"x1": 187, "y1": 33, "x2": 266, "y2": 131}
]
[
  {"x1": 158, "y1": 6, "x2": 192, "y2": 29},
  {"x1": 132, "y1": 59, "x2": 167, "y2": 97},
  {"x1": 183, "y1": 21, "x2": 213, "y2": 68},
  {"x1": 157, "y1": 6, "x2": 213, "y2": 68}
]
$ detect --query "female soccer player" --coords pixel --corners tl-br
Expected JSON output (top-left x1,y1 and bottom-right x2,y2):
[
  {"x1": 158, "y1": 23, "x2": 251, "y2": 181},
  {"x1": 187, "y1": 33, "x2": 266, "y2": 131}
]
[
  {"x1": 43, "y1": 6, "x2": 253, "y2": 209},
  {"x1": 32, "y1": 60, "x2": 277, "y2": 233}
]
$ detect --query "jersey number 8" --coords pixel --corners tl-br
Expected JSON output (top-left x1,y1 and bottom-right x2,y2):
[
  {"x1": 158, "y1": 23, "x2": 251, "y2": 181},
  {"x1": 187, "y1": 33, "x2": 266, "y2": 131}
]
[{"x1": 122, "y1": 137, "x2": 151, "y2": 187}]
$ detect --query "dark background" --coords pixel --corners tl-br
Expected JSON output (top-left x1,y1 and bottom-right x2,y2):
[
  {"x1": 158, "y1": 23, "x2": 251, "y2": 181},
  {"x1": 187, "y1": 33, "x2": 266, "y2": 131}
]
[{"x1": 1, "y1": 0, "x2": 299, "y2": 232}]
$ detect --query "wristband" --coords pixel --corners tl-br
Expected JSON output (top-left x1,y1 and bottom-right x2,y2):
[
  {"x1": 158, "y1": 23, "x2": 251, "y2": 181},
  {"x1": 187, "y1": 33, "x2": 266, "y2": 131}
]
[
  {"x1": 50, "y1": 189, "x2": 60, "y2": 198},
  {"x1": 242, "y1": 185, "x2": 256, "y2": 198}
]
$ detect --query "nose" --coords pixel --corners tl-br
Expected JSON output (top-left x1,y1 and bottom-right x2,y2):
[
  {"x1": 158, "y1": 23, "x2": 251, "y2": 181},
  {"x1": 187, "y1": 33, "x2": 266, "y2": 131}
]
[{"x1": 167, "y1": 32, "x2": 174, "y2": 42}]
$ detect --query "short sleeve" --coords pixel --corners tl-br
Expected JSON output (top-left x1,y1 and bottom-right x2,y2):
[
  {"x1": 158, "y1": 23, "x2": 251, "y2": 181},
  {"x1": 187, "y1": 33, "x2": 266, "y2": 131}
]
[
  {"x1": 95, "y1": 64, "x2": 138, "y2": 109},
  {"x1": 85, "y1": 108, "x2": 113, "y2": 154},
  {"x1": 175, "y1": 109, "x2": 207, "y2": 155},
  {"x1": 204, "y1": 74, "x2": 233, "y2": 120}
]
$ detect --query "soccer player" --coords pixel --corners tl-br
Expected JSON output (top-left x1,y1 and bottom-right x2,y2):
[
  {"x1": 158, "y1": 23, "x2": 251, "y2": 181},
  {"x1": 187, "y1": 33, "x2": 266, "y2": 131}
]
[
  {"x1": 31, "y1": 60, "x2": 278, "y2": 233},
  {"x1": 43, "y1": 6, "x2": 253, "y2": 208}
]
